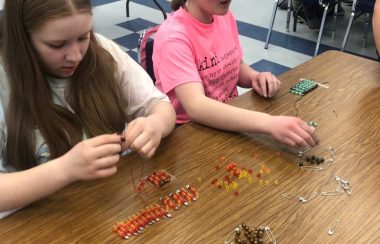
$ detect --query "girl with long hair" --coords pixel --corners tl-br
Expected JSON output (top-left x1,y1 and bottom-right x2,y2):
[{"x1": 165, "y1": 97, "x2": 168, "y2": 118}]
[{"x1": 0, "y1": 0, "x2": 176, "y2": 213}]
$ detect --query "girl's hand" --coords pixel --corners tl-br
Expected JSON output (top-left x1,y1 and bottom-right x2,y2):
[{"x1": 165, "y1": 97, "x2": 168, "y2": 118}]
[
  {"x1": 251, "y1": 72, "x2": 281, "y2": 98},
  {"x1": 268, "y1": 116, "x2": 319, "y2": 148},
  {"x1": 122, "y1": 116, "x2": 162, "y2": 159},
  {"x1": 60, "y1": 134, "x2": 122, "y2": 181}
]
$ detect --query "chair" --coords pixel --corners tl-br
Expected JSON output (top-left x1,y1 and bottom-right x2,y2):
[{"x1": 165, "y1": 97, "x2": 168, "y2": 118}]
[
  {"x1": 265, "y1": 0, "x2": 294, "y2": 49},
  {"x1": 137, "y1": 25, "x2": 160, "y2": 83},
  {"x1": 126, "y1": 0, "x2": 167, "y2": 19},
  {"x1": 311, "y1": 0, "x2": 341, "y2": 56},
  {"x1": 341, "y1": 0, "x2": 375, "y2": 51},
  {"x1": 265, "y1": 0, "x2": 341, "y2": 57},
  {"x1": 293, "y1": 0, "x2": 341, "y2": 40}
]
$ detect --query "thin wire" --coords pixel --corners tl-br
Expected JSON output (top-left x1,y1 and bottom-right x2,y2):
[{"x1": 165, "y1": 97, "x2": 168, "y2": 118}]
[
  {"x1": 141, "y1": 160, "x2": 145, "y2": 184},
  {"x1": 293, "y1": 96, "x2": 304, "y2": 117},
  {"x1": 266, "y1": 79, "x2": 327, "y2": 113},
  {"x1": 265, "y1": 91, "x2": 290, "y2": 110},
  {"x1": 130, "y1": 164, "x2": 136, "y2": 189}
]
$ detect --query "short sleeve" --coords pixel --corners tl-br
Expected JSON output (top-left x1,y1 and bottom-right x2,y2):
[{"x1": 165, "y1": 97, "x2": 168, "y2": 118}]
[
  {"x1": 95, "y1": 34, "x2": 170, "y2": 120},
  {"x1": 154, "y1": 37, "x2": 202, "y2": 94}
]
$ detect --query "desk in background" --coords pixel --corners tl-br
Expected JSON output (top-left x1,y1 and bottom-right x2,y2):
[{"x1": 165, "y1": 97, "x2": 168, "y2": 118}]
[{"x1": 0, "y1": 51, "x2": 379, "y2": 243}]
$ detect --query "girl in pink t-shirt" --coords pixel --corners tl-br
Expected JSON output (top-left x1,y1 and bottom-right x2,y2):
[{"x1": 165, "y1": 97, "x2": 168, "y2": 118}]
[{"x1": 154, "y1": 0, "x2": 319, "y2": 148}]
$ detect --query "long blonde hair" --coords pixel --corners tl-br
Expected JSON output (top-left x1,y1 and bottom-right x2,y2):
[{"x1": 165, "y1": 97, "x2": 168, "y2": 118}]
[{"x1": 1, "y1": 0, "x2": 127, "y2": 170}]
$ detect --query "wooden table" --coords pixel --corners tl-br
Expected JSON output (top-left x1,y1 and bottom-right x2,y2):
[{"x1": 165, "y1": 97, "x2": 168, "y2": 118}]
[{"x1": 1, "y1": 51, "x2": 379, "y2": 243}]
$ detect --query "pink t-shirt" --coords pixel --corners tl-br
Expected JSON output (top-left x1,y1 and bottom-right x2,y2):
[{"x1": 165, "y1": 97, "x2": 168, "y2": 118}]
[{"x1": 153, "y1": 7, "x2": 243, "y2": 124}]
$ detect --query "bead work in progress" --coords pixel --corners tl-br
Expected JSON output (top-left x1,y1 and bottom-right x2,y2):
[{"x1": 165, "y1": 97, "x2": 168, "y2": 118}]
[
  {"x1": 135, "y1": 169, "x2": 175, "y2": 193},
  {"x1": 113, "y1": 185, "x2": 199, "y2": 240},
  {"x1": 298, "y1": 145, "x2": 335, "y2": 171},
  {"x1": 289, "y1": 79, "x2": 318, "y2": 96},
  {"x1": 113, "y1": 204, "x2": 171, "y2": 240},
  {"x1": 224, "y1": 223, "x2": 276, "y2": 244}
]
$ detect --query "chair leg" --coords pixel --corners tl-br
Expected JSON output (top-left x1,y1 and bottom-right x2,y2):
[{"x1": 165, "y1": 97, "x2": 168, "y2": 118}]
[
  {"x1": 293, "y1": 4, "x2": 303, "y2": 32},
  {"x1": 332, "y1": 2, "x2": 338, "y2": 40},
  {"x1": 126, "y1": 0, "x2": 131, "y2": 17},
  {"x1": 153, "y1": 0, "x2": 167, "y2": 20},
  {"x1": 264, "y1": 0, "x2": 280, "y2": 49},
  {"x1": 314, "y1": 4, "x2": 329, "y2": 57},
  {"x1": 364, "y1": 13, "x2": 370, "y2": 48},
  {"x1": 286, "y1": 0, "x2": 292, "y2": 32},
  {"x1": 341, "y1": 10, "x2": 355, "y2": 51}
]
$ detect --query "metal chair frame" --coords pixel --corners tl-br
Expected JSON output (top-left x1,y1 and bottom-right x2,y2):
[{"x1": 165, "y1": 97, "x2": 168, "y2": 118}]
[
  {"x1": 341, "y1": 0, "x2": 375, "y2": 51},
  {"x1": 137, "y1": 25, "x2": 160, "y2": 82},
  {"x1": 265, "y1": 0, "x2": 341, "y2": 57},
  {"x1": 126, "y1": 0, "x2": 167, "y2": 19},
  {"x1": 265, "y1": 0, "x2": 293, "y2": 49}
]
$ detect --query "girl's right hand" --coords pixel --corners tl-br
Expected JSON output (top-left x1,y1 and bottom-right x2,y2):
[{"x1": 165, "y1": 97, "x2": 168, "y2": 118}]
[
  {"x1": 268, "y1": 116, "x2": 319, "y2": 148},
  {"x1": 60, "y1": 134, "x2": 122, "y2": 181}
]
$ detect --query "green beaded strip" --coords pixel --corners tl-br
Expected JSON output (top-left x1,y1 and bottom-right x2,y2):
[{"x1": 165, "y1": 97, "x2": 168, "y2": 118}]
[{"x1": 289, "y1": 79, "x2": 318, "y2": 96}]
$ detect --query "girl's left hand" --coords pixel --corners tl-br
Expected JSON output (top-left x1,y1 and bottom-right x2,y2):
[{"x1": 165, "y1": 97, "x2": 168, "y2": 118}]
[
  {"x1": 251, "y1": 72, "x2": 281, "y2": 98},
  {"x1": 121, "y1": 117, "x2": 162, "y2": 158}
]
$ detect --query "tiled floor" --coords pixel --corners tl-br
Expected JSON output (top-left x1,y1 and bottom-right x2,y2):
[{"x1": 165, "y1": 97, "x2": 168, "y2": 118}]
[
  {"x1": 91, "y1": 0, "x2": 377, "y2": 94},
  {"x1": 1, "y1": 0, "x2": 376, "y2": 93}
]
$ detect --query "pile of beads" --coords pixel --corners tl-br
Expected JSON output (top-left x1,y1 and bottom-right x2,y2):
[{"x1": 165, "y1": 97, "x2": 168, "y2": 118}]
[
  {"x1": 113, "y1": 204, "x2": 171, "y2": 240},
  {"x1": 211, "y1": 162, "x2": 253, "y2": 195},
  {"x1": 212, "y1": 161, "x2": 275, "y2": 196},
  {"x1": 224, "y1": 224, "x2": 276, "y2": 244},
  {"x1": 289, "y1": 79, "x2": 318, "y2": 96}
]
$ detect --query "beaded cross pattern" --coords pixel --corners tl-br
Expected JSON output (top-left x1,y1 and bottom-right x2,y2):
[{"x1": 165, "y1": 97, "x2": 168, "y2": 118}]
[{"x1": 289, "y1": 79, "x2": 318, "y2": 96}]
